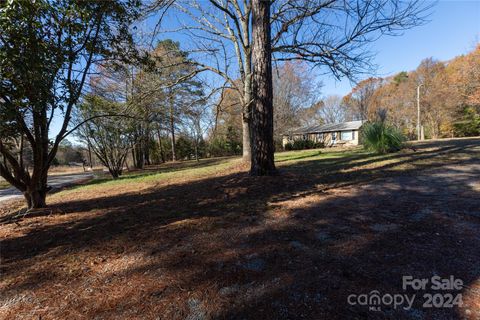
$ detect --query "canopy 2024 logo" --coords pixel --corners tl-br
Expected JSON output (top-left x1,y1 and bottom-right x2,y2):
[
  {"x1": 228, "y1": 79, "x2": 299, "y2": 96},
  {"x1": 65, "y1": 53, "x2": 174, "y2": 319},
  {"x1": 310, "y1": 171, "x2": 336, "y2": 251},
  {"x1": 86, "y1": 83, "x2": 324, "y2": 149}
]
[{"x1": 347, "y1": 275, "x2": 463, "y2": 311}]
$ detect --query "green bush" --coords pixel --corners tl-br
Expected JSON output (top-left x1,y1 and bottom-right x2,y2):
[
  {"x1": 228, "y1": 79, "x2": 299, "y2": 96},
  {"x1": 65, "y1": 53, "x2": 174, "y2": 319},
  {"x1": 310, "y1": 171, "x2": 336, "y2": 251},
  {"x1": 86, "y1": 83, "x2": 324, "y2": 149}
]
[
  {"x1": 361, "y1": 122, "x2": 405, "y2": 154},
  {"x1": 285, "y1": 140, "x2": 324, "y2": 150},
  {"x1": 454, "y1": 106, "x2": 480, "y2": 137},
  {"x1": 175, "y1": 136, "x2": 194, "y2": 159},
  {"x1": 207, "y1": 136, "x2": 242, "y2": 157}
]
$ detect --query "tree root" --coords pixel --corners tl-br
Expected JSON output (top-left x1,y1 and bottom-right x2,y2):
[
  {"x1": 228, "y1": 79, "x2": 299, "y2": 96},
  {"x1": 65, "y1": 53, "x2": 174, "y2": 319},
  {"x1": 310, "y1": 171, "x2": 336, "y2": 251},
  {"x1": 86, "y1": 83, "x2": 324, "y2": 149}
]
[{"x1": 1, "y1": 207, "x2": 64, "y2": 225}]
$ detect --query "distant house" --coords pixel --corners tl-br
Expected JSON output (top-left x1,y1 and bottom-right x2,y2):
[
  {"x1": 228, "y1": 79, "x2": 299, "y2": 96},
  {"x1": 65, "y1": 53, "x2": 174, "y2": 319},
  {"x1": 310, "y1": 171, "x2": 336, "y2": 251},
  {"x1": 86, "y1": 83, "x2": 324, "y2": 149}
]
[{"x1": 282, "y1": 120, "x2": 365, "y2": 149}]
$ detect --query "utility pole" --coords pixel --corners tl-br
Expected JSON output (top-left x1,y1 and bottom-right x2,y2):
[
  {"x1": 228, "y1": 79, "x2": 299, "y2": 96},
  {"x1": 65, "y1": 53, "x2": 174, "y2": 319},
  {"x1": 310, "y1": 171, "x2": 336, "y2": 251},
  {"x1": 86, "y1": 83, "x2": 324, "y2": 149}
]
[{"x1": 417, "y1": 84, "x2": 423, "y2": 141}]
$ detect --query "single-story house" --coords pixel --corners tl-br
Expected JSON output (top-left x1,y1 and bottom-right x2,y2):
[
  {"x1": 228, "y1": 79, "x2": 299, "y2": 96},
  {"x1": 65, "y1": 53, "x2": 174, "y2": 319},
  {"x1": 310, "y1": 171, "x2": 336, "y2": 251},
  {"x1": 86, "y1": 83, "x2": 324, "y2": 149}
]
[{"x1": 282, "y1": 120, "x2": 365, "y2": 149}]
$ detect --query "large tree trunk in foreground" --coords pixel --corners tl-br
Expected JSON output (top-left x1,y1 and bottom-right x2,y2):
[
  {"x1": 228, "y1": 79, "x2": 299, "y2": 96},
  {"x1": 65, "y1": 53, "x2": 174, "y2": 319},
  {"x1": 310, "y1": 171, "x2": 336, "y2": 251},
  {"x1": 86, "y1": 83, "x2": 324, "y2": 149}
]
[{"x1": 250, "y1": 0, "x2": 276, "y2": 175}]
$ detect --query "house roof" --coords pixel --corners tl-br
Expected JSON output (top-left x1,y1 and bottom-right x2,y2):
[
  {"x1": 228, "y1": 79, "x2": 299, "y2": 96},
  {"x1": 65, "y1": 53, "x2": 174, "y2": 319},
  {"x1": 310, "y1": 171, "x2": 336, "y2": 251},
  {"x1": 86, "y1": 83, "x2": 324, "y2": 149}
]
[{"x1": 286, "y1": 120, "x2": 365, "y2": 135}]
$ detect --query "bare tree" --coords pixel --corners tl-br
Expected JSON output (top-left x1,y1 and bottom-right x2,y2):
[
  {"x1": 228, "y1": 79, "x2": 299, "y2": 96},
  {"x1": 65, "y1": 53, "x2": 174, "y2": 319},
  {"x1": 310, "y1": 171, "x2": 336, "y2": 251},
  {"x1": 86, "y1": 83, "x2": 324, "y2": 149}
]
[
  {"x1": 76, "y1": 95, "x2": 133, "y2": 179},
  {"x1": 273, "y1": 61, "x2": 321, "y2": 144},
  {"x1": 152, "y1": 0, "x2": 431, "y2": 174},
  {"x1": 184, "y1": 101, "x2": 211, "y2": 162},
  {"x1": 271, "y1": 1, "x2": 431, "y2": 78},
  {"x1": 343, "y1": 78, "x2": 383, "y2": 121},
  {"x1": 298, "y1": 103, "x2": 325, "y2": 128},
  {"x1": 318, "y1": 95, "x2": 347, "y2": 124},
  {"x1": 152, "y1": 0, "x2": 255, "y2": 161},
  {"x1": 249, "y1": 0, "x2": 430, "y2": 174}
]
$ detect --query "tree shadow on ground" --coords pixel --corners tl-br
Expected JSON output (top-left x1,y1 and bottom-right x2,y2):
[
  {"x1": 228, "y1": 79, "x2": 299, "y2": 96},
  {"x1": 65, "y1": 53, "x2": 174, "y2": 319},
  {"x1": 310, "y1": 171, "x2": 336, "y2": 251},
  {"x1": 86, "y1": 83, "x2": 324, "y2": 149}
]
[
  {"x1": 73, "y1": 157, "x2": 235, "y2": 188},
  {"x1": 1, "y1": 138, "x2": 479, "y2": 319},
  {"x1": 275, "y1": 150, "x2": 328, "y2": 162},
  {"x1": 1, "y1": 138, "x2": 469, "y2": 227}
]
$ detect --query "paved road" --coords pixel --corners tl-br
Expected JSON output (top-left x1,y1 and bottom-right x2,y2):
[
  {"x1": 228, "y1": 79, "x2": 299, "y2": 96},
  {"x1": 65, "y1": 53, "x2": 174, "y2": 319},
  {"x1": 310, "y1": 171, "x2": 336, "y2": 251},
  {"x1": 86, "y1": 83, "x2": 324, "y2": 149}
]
[{"x1": 0, "y1": 173, "x2": 93, "y2": 204}]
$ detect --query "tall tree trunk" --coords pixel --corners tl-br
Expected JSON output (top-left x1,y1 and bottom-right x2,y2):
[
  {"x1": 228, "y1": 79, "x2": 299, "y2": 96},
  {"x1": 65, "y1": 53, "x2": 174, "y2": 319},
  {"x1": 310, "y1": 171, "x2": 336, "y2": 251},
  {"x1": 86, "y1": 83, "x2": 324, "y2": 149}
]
[
  {"x1": 131, "y1": 149, "x2": 136, "y2": 168},
  {"x1": 194, "y1": 137, "x2": 199, "y2": 162},
  {"x1": 169, "y1": 97, "x2": 177, "y2": 161},
  {"x1": 125, "y1": 157, "x2": 130, "y2": 171},
  {"x1": 134, "y1": 140, "x2": 144, "y2": 169},
  {"x1": 242, "y1": 58, "x2": 253, "y2": 162},
  {"x1": 87, "y1": 142, "x2": 93, "y2": 169},
  {"x1": 144, "y1": 133, "x2": 151, "y2": 166},
  {"x1": 157, "y1": 128, "x2": 166, "y2": 163},
  {"x1": 242, "y1": 115, "x2": 251, "y2": 161},
  {"x1": 250, "y1": 0, "x2": 276, "y2": 175}
]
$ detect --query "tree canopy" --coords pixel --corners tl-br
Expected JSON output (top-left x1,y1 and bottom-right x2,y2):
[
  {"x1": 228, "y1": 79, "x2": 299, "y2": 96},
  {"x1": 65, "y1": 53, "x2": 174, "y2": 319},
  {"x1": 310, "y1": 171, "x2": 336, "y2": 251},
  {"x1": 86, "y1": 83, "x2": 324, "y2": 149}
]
[{"x1": 0, "y1": 0, "x2": 141, "y2": 208}]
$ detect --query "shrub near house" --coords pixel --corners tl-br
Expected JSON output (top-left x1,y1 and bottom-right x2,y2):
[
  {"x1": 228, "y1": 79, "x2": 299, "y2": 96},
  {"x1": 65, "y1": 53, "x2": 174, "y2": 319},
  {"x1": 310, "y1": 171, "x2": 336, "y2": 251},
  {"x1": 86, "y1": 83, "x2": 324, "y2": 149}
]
[
  {"x1": 361, "y1": 121, "x2": 405, "y2": 154},
  {"x1": 284, "y1": 140, "x2": 324, "y2": 150}
]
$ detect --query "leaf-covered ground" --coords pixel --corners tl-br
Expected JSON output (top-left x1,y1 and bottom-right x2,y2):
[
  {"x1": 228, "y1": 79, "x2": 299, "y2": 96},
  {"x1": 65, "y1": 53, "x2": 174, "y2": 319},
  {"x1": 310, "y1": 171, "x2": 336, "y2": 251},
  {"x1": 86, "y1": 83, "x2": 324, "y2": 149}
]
[{"x1": 1, "y1": 138, "x2": 479, "y2": 319}]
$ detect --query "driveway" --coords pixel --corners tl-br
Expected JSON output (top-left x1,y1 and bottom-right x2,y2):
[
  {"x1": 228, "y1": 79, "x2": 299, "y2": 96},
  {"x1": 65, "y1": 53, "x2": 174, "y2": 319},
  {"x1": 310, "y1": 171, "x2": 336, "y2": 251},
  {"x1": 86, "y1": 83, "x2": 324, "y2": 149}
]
[{"x1": 0, "y1": 173, "x2": 93, "y2": 204}]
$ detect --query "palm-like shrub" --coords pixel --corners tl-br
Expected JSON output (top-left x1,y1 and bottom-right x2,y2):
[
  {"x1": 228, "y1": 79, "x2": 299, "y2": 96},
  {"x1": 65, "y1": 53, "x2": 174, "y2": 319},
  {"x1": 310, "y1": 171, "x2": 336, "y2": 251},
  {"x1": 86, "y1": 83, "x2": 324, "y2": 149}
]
[{"x1": 361, "y1": 122, "x2": 405, "y2": 154}]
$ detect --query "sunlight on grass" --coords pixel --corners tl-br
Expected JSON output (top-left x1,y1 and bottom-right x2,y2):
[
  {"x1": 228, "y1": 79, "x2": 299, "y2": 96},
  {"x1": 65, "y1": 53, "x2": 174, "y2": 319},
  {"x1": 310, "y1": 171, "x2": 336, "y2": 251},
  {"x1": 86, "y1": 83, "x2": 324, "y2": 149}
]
[
  {"x1": 56, "y1": 146, "x2": 417, "y2": 199},
  {"x1": 275, "y1": 147, "x2": 366, "y2": 164},
  {"x1": 61, "y1": 148, "x2": 372, "y2": 195},
  {"x1": 45, "y1": 140, "x2": 476, "y2": 207},
  {"x1": 67, "y1": 157, "x2": 239, "y2": 192}
]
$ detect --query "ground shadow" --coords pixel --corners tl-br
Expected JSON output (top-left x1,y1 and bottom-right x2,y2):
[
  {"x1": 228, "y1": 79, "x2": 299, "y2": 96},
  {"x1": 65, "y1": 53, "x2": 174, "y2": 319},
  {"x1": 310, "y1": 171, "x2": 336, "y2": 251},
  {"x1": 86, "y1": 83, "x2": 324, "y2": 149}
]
[{"x1": 1, "y1": 138, "x2": 479, "y2": 319}]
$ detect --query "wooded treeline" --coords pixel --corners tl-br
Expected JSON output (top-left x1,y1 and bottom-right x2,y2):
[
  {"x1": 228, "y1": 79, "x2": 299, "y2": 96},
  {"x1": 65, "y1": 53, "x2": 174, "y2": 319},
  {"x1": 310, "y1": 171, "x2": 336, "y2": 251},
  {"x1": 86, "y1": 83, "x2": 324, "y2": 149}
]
[
  {"x1": 67, "y1": 43, "x2": 480, "y2": 178},
  {"x1": 74, "y1": 39, "x2": 213, "y2": 178},
  {"x1": 215, "y1": 45, "x2": 480, "y2": 147},
  {"x1": 342, "y1": 46, "x2": 480, "y2": 139}
]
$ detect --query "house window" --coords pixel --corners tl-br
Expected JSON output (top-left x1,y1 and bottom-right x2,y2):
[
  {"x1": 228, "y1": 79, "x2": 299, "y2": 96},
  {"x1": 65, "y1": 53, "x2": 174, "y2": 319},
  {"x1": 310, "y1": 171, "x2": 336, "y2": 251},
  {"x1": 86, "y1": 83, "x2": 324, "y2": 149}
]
[
  {"x1": 341, "y1": 131, "x2": 354, "y2": 141},
  {"x1": 332, "y1": 132, "x2": 336, "y2": 141}
]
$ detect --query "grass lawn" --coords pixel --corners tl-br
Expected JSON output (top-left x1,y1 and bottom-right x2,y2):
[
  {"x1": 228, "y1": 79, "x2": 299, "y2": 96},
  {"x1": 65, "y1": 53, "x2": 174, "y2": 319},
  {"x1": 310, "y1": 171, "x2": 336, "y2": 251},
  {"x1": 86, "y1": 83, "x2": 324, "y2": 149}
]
[
  {"x1": 60, "y1": 145, "x2": 412, "y2": 195},
  {"x1": 74, "y1": 156, "x2": 239, "y2": 191},
  {"x1": 1, "y1": 138, "x2": 480, "y2": 319}
]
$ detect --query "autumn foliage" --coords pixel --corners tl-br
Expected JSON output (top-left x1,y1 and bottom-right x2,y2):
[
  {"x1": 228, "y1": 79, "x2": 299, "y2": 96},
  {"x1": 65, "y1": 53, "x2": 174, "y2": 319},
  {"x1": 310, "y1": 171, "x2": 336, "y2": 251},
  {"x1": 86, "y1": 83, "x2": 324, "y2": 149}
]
[{"x1": 344, "y1": 46, "x2": 480, "y2": 139}]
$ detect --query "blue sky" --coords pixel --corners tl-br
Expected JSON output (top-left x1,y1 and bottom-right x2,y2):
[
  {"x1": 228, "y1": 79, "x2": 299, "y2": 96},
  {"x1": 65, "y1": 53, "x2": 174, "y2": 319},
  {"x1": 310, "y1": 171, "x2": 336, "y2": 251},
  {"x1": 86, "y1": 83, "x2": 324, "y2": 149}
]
[{"x1": 324, "y1": 0, "x2": 480, "y2": 96}]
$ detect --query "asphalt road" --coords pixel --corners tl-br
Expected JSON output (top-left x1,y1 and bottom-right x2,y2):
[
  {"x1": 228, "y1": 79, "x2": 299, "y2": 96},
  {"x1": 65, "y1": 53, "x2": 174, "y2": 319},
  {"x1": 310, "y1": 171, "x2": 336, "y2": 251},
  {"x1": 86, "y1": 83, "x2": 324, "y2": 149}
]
[{"x1": 0, "y1": 173, "x2": 93, "y2": 204}]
